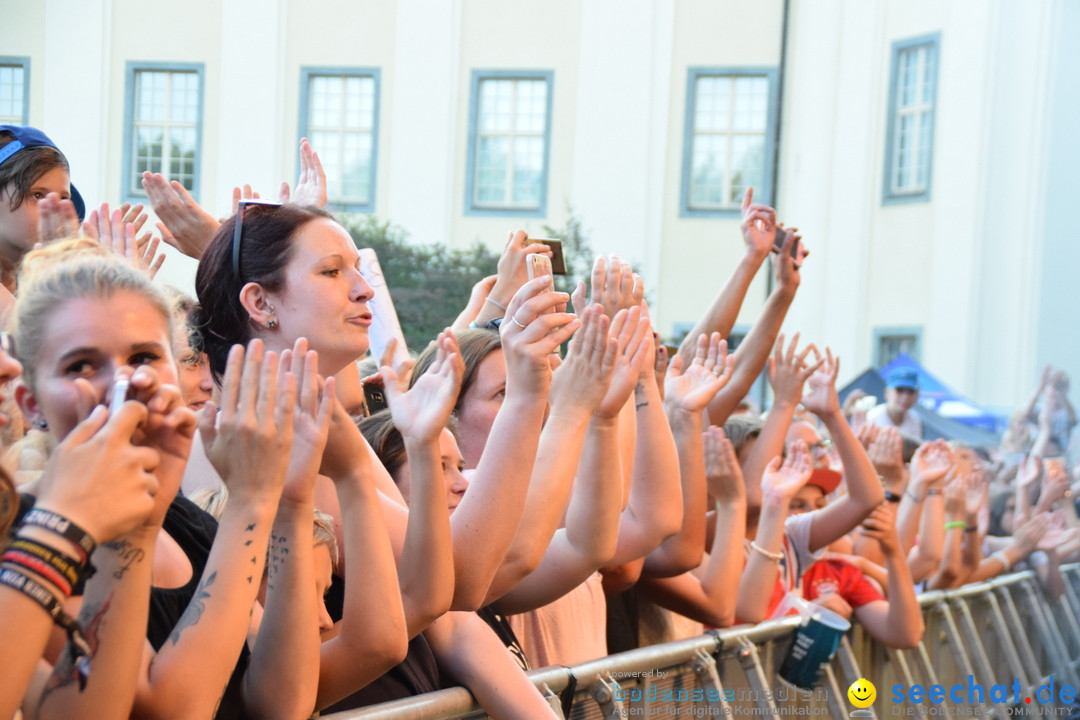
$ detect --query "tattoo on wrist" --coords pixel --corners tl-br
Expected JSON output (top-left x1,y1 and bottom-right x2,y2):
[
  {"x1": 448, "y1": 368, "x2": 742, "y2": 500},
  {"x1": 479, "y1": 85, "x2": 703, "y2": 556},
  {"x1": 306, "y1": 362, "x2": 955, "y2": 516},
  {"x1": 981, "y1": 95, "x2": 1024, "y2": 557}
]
[{"x1": 102, "y1": 538, "x2": 146, "y2": 580}]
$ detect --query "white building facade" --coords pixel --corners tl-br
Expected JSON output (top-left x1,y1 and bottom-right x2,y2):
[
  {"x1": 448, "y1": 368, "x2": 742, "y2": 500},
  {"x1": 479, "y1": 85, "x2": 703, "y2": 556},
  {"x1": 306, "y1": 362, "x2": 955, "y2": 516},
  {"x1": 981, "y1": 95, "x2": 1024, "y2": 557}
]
[{"x1": 1, "y1": 0, "x2": 1076, "y2": 412}]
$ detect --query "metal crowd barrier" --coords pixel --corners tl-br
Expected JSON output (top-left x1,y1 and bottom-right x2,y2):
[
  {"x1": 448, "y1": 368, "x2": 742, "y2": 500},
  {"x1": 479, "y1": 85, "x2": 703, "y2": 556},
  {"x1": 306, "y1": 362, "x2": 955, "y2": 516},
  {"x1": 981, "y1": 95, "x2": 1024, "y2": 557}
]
[{"x1": 324, "y1": 564, "x2": 1080, "y2": 719}]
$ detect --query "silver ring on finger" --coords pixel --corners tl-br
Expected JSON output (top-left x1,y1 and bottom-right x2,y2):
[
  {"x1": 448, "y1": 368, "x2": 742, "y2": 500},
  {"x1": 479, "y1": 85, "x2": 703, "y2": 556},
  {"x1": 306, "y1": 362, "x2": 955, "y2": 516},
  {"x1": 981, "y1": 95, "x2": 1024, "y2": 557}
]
[{"x1": 510, "y1": 315, "x2": 528, "y2": 329}]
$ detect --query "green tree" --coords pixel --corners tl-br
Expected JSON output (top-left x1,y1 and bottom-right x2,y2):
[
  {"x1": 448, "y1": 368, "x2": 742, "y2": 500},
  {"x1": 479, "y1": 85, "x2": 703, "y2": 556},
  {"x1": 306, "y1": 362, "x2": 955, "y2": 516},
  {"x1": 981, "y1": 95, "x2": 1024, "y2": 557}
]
[{"x1": 343, "y1": 215, "x2": 499, "y2": 350}]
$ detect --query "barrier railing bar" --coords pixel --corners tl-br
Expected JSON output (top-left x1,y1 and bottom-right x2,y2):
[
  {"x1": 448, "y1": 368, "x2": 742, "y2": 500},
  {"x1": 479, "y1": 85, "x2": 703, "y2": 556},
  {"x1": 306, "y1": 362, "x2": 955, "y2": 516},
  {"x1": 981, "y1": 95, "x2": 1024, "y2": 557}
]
[
  {"x1": 324, "y1": 569, "x2": 1078, "y2": 720},
  {"x1": 936, "y1": 601, "x2": 986, "y2": 711},
  {"x1": 953, "y1": 597, "x2": 1007, "y2": 717},
  {"x1": 1021, "y1": 578, "x2": 1080, "y2": 688},
  {"x1": 690, "y1": 647, "x2": 732, "y2": 715}
]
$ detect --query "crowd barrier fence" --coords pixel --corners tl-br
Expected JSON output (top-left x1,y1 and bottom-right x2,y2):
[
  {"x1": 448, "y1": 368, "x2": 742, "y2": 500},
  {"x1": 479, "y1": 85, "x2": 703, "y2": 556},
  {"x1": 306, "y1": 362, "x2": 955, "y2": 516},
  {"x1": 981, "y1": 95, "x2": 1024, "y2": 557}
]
[{"x1": 324, "y1": 564, "x2": 1080, "y2": 719}]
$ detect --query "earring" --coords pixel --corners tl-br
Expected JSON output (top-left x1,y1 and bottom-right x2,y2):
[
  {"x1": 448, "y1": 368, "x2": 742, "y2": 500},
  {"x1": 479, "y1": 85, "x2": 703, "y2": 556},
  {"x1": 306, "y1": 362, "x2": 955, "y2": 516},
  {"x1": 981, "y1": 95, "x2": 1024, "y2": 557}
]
[
  {"x1": 267, "y1": 318, "x2": 278, "y2": 329},
  {"x1": 33, "y1": 419, "x2": 47, "y2": 430}
]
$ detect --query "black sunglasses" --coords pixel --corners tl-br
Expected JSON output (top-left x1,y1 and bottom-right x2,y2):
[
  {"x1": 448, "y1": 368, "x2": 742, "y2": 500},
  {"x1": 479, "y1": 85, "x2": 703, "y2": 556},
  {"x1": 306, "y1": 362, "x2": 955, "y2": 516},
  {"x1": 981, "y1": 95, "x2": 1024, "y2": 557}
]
[{"x1": 231, "y1": 200, "x2": 283, "y2": 278}]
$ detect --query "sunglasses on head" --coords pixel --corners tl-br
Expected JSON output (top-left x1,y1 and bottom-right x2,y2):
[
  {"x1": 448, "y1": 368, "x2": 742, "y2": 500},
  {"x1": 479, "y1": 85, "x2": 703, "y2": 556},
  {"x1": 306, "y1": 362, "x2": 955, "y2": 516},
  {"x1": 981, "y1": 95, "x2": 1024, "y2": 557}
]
[{"x1": 231, "y1": 200, "x2": 283, "y2": 278}]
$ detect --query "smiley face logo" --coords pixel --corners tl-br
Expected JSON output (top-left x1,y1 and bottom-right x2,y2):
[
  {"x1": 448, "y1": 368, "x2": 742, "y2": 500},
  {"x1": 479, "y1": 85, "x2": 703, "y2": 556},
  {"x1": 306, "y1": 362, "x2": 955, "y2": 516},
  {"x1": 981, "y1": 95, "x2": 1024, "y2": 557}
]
[{"x1": 848, "y1": 678, "x2": 876, "y2": 708}]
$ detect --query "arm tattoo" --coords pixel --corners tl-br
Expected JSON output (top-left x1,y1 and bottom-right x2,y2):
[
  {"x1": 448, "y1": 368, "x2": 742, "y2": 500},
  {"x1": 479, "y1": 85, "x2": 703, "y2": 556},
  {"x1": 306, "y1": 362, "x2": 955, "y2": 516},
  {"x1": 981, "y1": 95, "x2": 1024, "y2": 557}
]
[
  {"x1": 168, "y1": 571, "x2": 216, "y2": 646},
  {"x1": 266, "y1": 534, "x2": 288, "y2": 590},
  {"x1": 102, "y1": 537, "x2": 147, "y2": 580},
  {"x1": 634, "y1": 382, "x2": 649, "y2": 411}
]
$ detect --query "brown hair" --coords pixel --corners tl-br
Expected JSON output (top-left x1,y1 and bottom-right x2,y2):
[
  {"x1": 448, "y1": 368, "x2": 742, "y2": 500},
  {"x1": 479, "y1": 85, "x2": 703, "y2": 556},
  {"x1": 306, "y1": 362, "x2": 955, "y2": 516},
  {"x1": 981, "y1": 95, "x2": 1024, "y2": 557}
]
[
  {"x1": 191, "y1": 204, "x2": 332, "y2": 382},
  {"x1": 408, "y1": 329, "x2": 502, "y2": 414},
  {"x1": 0, "y1": 131, "x2": 70, "y2": 212}
]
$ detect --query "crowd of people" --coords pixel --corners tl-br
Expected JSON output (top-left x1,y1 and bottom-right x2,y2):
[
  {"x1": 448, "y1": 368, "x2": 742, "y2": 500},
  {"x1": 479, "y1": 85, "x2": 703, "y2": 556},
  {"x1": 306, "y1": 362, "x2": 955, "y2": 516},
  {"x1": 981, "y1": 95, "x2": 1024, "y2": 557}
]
[{"x1": 0, "y1": 123, "x2": 1076, "y2": 720}]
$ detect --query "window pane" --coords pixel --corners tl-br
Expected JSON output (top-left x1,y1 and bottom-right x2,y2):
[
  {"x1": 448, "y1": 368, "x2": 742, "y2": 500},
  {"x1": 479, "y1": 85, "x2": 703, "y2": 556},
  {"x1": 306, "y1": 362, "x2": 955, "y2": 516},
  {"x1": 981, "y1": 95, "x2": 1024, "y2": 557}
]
[
  {"x1": 306, "y1": 73, "x2": 377, "y2": 205},
  {"x1": 688, "y1": 73, "x2": 771, "y2": 210},
  {"x1": 472, "y1": 76, "x2": 549, "y2": 209},
  {"x1": 0, "y1": 64, "x2": 25, "y2": 123}
]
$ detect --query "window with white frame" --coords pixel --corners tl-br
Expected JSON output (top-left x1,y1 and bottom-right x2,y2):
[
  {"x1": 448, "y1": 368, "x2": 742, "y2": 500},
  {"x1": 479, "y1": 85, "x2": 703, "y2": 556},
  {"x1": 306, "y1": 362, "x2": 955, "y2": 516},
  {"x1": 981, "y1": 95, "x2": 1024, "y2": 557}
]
[
  {"x1": 301, "y1": 70, "x2": 378, "y2": 211},
  {"x1": 0, "y1": 59, "x2": 29, "y2": 125},
  {"x1": 884, "y1": 36, "x2": 939, "y2": 202},
  {"x1": 683, "y1": 70, "x2": 776, "y2": 215},
  {"x1": 125, "y1": 66, "x2": 202, "y2": 199},
  {"x1": 468, "y1": 73, "x2": 551, "y2": 214}
]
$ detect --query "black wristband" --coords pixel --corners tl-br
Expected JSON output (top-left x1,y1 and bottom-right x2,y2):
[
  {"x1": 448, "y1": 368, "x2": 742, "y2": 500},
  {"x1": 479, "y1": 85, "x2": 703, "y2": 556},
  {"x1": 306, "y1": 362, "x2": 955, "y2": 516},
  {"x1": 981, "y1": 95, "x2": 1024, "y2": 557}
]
[
  {"x1": 21, "y1": 508, "x2": 96, "y2": 562},
  {"x1": 0, "y1": 566, "x2": 93, "y2": 689},
  {"x1": 884, "y1": 491, "x2": 902, "y2": 503}
]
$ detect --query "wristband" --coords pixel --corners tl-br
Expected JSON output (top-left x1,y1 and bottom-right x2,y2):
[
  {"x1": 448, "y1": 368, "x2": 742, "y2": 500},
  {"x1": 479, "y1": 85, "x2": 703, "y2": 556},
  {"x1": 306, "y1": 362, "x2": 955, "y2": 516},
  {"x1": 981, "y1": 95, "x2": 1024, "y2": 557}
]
[
  {"x1": 925, "y1": 489, "x2": 943, "y2": 496},
  {"x1": 2, "y1": 552, "x2": 74, "y2": 596},
  {"x1": 483, "y1": 296, "x2": 507, "y2": 312},
  {"x1": 991, "y1": 550, "x2": 1012, "y2": 573},
  {"x1": 964, "y1": 525, "x2": 978, "y2": 533},
  {"x1": 21, "y1": 509, "x2": 96, "y2": 563},
  {"x1": 884, "y1": 491, "x2": 902, "y2": 504},
  {"x1": 0, "y1": 566, "x2": 93, "y2": 689},
  {"x1": 7, "y1": 538, "x2": 92, "y2": 588},
  {"x1": 750, "y1": 541, "x2": 784, "y2": 562},
  {"x1": 944, "y1": 521, "x2": 966, "y2": 531}
]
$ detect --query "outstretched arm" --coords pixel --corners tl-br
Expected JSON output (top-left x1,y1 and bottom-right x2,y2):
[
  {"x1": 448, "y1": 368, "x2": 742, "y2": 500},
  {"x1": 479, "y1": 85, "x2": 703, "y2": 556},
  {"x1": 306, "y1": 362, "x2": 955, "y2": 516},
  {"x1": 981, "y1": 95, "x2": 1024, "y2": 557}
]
[
  {"x1": 851, "y1": 505, "x2": 924, "y2": 649},
  {"x1": 641, "y1": 428, "x2": 747, "y2": 627},
  {"x1": 802, "y1": 349, "x2": 885, "y2": 552},
  {"x1": 675, "y1": 188, "x2": 774, "y2": 369},
  {"x1": 644, "y1": 333, "x2": 734, "y2": 575}
]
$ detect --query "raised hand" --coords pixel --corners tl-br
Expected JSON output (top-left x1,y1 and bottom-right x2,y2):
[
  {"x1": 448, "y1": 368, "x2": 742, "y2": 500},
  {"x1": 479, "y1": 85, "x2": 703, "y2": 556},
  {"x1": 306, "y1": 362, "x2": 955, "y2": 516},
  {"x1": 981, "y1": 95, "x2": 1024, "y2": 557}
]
[
  {"x1": 36, "y1": 192, "x2": 81, "y2": 242},
  {"x1": 86, "y1": 203, "x2": 166, "y2": 278},
  {"x1": 1018, "y1": 454, "x2": 1042, "y2": 490},
  {"x1": 383, "y1": 329, "x2": 464, "y2": 443},
  {"x1": 280, "y1": 338, "x2": 335, "y2": 505},
  {"x1": 766, "y1": 333, "x2": 822, "y2": 407},
  {"x1": 279, "y1": 137, "x2": 327, "y2": 207},
  {"x1": 910, "y1": 440, "x2": 953, "y2": 488},
  {"x1": 1014, "y1": 514, "x2": 1050, "y2": 555},
  {"x1": 739, "y1": 187, "x2": 777, "y2": 258},
  {"x1": 943, "y1": 472, "x2": 967, "y2": 521},
  {"x1": 664, "y1": 332, "x2": 734, "y2": 414},
  {"x1": 964, "y1": 470, "x2": 987, "y2": 519},
  {"x1": 868, "y1": 426, "x2": 904, "y2": 489},
  {"x1": 589, "y1": 255, "x2": 644, "y2": 320},
  {"x1": 772, "y1": 227, "x2": 805, "y2": 292},
  {"x1": 801, "y1": 347, "x2": 840, "y2": 417},
  {"x1": 198, "y1": 340, "x2": 295, "y2": 502},
  {"x1": 703, "y1": 426, "x2": 745, "y2": 503},
  {"x1": 142, "y1": 172, "x2": 221, "y2": 260},
  {"x1": 595, "y1": 305, "x2": 651, "y2": 419},
  {"x1": 760, "y1": 440, "x2": 813, "y2": 500},
  {"x1": 35, "y1": 402, "x2": 161, "y2": 542},
  {"x1": 547, "y1": 303, "x2": 617, "y2": 419},
  {"x1": 231, "y1": 184, "x2": 262, "y2": 215},
  {"x1": 482, "y1": 231, "x2": 554, "y2": 315},
  {"x1": 500, "y1": 276, "x2": 579, "y2": 399}
]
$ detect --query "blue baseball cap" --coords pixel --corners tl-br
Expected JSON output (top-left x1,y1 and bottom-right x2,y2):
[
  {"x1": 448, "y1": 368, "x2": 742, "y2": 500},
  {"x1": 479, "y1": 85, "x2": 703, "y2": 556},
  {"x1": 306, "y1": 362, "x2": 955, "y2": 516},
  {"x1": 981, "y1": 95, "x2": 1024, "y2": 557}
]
[
  {"x1": 0, "y1": 125, "x2": 85, "y2": 221},
  {"x1": 886, "y1": 368, "x2": 920, "y2": 390}
]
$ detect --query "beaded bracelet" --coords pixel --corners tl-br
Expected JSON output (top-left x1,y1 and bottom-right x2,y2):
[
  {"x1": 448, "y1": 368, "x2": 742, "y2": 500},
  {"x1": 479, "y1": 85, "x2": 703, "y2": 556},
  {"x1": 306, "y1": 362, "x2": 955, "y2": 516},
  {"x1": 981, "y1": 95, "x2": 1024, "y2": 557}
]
[
  {"x1": 750, "y1": 541, "x2": 784, "y2": 562},
  {"x1": 0, "y1": 566, "x2": 93, "y2": 688},
  {"x1": 21, "y1": 508, "x2": 96, "y2": 563}
]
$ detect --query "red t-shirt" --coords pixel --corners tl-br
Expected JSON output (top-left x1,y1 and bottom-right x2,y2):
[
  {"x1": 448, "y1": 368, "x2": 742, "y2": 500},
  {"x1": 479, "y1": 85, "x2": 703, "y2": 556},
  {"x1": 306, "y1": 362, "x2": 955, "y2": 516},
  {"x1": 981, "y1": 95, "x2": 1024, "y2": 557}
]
[{"x1": 801, "y1": 559, "x2": 883, "y2": 609}]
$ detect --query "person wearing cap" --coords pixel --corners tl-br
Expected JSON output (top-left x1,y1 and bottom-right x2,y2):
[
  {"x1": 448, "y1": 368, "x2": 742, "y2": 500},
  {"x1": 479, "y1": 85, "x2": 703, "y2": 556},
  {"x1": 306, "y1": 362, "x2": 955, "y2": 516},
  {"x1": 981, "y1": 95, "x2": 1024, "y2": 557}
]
[
  {"x1": 867, "y1": 368, "x2": 923, "y2": 440},
  {"x1": 0, "y1": 126, "x2": 85, "y2": 292}
]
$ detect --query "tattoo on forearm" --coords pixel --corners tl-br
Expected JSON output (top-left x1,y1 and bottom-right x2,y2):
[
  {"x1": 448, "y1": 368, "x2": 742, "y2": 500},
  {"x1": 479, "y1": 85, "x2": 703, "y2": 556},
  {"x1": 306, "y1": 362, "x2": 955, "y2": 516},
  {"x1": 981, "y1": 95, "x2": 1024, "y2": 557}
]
[
  {"x1": 102, "y1": 537, "x2": 146, "y2": 580},
  {"x1": 168, "y1": 571, "x2": 216, "y2": 646},
  {"x1": 38, "y1": 595, "x2": 112, "y2": 705},
  {"x1": 266, "y1": 534, "x2": 289, "y2": 590},
  {"x1": 634, "y1": 382, "x2": 649, "y2": 411}
]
